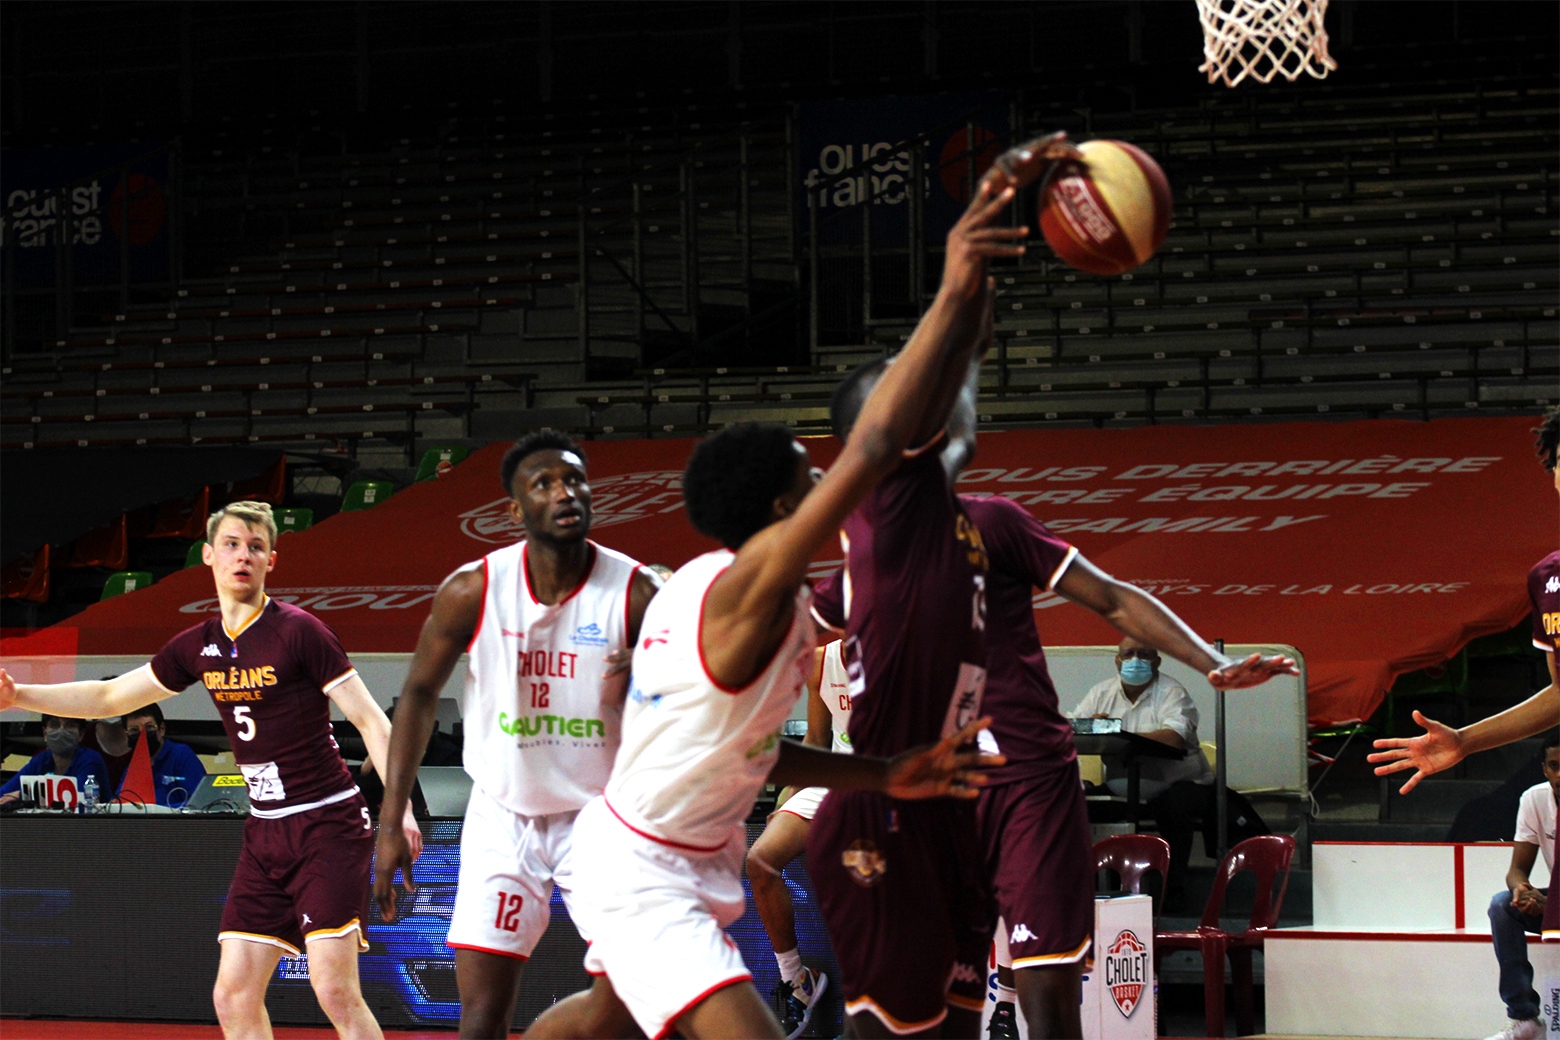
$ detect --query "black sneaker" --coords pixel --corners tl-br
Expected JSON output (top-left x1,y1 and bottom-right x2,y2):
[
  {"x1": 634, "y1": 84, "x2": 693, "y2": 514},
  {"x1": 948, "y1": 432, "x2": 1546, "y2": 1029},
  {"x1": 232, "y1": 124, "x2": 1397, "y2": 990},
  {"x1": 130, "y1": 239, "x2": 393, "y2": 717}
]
[
  {"x1": 988, "y1": 1000, "x2": 1019, "y2": 1039},
  {"x1": 774, "y1": 967, "x2": 828, "y2": 1039}
]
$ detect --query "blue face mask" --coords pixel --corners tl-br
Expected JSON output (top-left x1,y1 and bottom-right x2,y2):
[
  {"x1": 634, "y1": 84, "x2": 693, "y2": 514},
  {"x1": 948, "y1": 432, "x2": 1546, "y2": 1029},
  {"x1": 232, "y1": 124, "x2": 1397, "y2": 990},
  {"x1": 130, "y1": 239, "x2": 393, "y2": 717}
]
[{"x1": 1119, "y1": 657, "x2": 1154, "y2": 686}]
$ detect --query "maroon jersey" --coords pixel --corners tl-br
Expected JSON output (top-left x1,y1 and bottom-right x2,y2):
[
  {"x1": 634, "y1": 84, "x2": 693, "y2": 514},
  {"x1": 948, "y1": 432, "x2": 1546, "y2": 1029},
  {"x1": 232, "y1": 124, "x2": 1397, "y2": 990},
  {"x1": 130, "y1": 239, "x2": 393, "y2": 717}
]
[
  {"x1": 1530, "y1": 551, "x2": 1560, "y2": 654},
  {"x1": 809, "y1": 448, "x2": 988, "y2": 756},
  {"x1": 150, "y1": 598, "x2": 358, "y2": 816},
  {"x1": 959, "y1": 495, "x2": 1079, "y2": 783}
]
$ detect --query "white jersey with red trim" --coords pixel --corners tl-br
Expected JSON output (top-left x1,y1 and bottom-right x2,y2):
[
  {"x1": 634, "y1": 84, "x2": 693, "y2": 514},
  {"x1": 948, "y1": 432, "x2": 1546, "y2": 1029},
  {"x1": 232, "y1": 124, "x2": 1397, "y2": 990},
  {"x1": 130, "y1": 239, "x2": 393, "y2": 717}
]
[
  {"x1": 604, "y1": 549, "x2": 815, "y2": 850},
  {"x1": 458, "y1": 539, "x2": 643, "y2": 817},
  {"x1": 819, "y1": 638, "x2": 854, "y2": 754}
]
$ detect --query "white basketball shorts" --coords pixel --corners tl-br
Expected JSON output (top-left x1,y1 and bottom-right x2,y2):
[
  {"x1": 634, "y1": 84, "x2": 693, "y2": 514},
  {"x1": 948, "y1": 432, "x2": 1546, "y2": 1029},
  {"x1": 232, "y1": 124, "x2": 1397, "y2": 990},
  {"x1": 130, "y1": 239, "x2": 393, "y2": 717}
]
[
  {"x1": 572, "y1": 796, "x2": 753, "y2": 1039},
  {"x1": 446, "y1": 782, "x2": 583, "y2": 960},
  {"x1": 776, "y1": 785, "x2": 827, "y2": 822}
]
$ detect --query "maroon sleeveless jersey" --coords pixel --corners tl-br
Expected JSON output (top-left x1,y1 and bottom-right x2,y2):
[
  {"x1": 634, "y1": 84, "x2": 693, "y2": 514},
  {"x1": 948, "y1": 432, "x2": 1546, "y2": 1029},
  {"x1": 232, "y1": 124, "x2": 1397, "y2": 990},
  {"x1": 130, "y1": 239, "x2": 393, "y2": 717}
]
[
  {"x1": 809, "y1": 449, "x2": 989, "y2": 755},
  {"x1": 1530, "y1": 551, "x2": 1560, "y2": 654},
  {"x1": 150, "y1": 598, "x2": 358, "y2": 816},
  {"x1": 958, "y1": 494, "x2": 1079, "y2": 782}
]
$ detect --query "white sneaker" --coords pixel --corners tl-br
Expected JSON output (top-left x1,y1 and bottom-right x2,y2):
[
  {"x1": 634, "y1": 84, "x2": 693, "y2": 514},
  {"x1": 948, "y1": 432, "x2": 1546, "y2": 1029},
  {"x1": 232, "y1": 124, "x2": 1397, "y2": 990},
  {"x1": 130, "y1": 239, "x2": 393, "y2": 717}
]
[
  {"x1": 775, "y1": 966, "x2": 828, "y2": 1040},
  {"x1": 1484, "y1": 1019, "x2": 1544, "y2": 1040}
]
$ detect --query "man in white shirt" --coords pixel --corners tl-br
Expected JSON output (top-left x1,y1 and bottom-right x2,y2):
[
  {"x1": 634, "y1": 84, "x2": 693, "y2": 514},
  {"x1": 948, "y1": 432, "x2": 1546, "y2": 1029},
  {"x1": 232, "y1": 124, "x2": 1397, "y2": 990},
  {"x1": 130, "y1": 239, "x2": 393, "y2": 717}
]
[
  {"x1": 1070, "y1": 636, "x2": 1265, "y2": 907},
  {"x1": 1485, "y1": 734, "x2": 1560, "y2": 1040}
]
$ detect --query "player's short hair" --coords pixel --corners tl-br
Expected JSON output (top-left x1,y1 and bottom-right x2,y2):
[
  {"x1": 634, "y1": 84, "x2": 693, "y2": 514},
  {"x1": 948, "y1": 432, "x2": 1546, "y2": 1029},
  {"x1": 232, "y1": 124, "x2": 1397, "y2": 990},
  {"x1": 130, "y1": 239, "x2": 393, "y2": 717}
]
[
  {"x1": 206, "y1": 501, "x2": 277, "y2": 550},
  {"x1": 829, "y1": 358, "x2": 888, "y2": 442},
  {"x1": 501, "y1": 429, "x2": 588, "y2": 495},
  {"x1": 1543, "y1": 730, "x2": 1560, "y2": 754},
  {"x1": 123, "y1": 702, "x2": 165, "y2": 728},
  {"x1": 1535, "y1": 407, "x2": 1560, "y2": 472},
  {"x1": 683, "y1": 423, "x2": 802, "y2": 550},
  {"x1": 41, "y1": 714, "x2": 86, "y2": 731}
]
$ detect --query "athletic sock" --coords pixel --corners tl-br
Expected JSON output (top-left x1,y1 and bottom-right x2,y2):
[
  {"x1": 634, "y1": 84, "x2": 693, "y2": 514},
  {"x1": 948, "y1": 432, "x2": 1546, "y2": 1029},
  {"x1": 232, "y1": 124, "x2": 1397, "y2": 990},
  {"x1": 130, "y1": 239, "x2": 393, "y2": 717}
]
[
  {"x1": 775, "y1": 947, "x2": 804, "y2": 984},
  {"x1": 996, "y1": 983, "x2": 1017, "y2": 1005}
]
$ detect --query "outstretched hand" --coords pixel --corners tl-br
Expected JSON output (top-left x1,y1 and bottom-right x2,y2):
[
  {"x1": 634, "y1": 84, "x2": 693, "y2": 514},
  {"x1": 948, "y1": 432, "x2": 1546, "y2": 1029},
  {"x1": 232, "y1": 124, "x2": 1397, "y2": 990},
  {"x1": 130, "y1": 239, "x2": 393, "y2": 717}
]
[
  {"x1": 1208, "y1": 652, "x2": 1299, "y2": 690},
  {"x1": 373, "y1": 820, "x2": 420, "y2": 922},
  {"x1": 1367, "y1": 709, "x2": 1465, "y2": 794},
  {"x1": 883, "y1": 716, "x2": 1005, "y2": 801},
  {"x1": 941, "y1": 179, "x2": 1029, "y2": 303}
]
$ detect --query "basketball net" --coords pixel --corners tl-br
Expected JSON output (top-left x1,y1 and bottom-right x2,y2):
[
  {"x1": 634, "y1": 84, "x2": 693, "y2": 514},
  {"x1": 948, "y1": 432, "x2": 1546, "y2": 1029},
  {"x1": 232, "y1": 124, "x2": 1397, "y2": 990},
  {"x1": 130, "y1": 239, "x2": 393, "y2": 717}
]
[{"x1": 1196, "y1": 0, "x2": 1338, "y2": 87}]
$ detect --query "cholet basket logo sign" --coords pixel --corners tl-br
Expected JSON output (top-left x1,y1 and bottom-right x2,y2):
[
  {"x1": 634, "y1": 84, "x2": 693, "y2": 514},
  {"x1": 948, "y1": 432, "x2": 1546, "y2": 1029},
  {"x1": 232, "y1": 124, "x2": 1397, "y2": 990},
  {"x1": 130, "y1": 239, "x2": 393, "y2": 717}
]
[{"x1": 459, "y1": 471, "x2": 686, "y2": 544}]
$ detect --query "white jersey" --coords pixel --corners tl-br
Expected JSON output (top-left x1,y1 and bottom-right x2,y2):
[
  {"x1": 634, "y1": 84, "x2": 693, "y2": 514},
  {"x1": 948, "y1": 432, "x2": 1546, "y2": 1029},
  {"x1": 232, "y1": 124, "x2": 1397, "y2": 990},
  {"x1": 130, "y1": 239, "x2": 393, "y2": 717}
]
[
  {"x1": 819, "y1": 639, "x2": 854, "y2": 754},
  {"x1": 604, "y1": 549, "x2": 815, "y2": 850},
  {"x1": 459, "y1": 539, "x2": 643, "y2": 817}
]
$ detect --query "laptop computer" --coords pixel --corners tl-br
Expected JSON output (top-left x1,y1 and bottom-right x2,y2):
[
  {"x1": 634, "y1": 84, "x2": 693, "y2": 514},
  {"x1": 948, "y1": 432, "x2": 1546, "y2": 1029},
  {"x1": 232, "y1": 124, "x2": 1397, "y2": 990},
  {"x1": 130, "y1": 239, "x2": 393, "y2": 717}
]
[{"x1": 184, "y1": 773, "x2": 252, "y2": 813}]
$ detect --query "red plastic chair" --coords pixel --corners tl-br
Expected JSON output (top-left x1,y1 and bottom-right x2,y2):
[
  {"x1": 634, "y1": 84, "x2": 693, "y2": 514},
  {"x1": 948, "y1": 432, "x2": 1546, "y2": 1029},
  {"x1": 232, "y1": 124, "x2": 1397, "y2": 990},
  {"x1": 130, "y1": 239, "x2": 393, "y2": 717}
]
[
  {"x1": 1155, "y1": 834, "x2": 1296, "y2": 1037},
  {"x1": 1093, "y1": 833, "x2": 1171, "y2": 926}
]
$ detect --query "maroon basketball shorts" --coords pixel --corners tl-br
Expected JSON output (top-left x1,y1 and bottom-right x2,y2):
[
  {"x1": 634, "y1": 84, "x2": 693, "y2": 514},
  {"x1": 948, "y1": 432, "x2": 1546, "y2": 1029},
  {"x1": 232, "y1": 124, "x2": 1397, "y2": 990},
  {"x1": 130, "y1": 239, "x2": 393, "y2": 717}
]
[
  {"x1": 807, "y1": 792, "x2": 994, "y2": 1035},
  {"x1": 218, "y1": 791, "x2": 374, "y2": 955},
  {"x1": 977, "y1": 762, "x2": 1094, "y2": 968}
]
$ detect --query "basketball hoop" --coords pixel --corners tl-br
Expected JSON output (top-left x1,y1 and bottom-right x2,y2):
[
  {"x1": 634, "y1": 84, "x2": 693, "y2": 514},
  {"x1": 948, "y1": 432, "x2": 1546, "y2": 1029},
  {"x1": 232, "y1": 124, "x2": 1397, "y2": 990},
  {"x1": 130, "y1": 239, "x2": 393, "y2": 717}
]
[{"x1": 1195, "y1": 0, "x2": 1338, "y2": 88}]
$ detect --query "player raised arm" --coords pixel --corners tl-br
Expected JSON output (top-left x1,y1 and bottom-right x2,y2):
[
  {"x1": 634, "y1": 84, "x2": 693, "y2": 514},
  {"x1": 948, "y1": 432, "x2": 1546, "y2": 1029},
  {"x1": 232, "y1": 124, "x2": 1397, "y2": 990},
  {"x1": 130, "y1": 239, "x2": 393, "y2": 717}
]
[
  {"x1": 0, "y1": 664, "x2": 173, "y2": 720},
  {"x1": 373, "y1": 567, "x2": 483, "y2": 919},
  {"x1": 703, "y1": 179, "x2": 1031, "y2": 690},
  {"x1": 1054, "y1": 554, "x2": 1298, "y2": 689}
]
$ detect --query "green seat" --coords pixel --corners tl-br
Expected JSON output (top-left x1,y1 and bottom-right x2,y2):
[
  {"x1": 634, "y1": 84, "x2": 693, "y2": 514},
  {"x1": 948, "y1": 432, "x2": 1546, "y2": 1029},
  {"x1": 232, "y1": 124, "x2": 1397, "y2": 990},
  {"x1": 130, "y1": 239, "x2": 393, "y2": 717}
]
[
  {"x1": 276, "y1": 507, "x2": 314, "y2": 535},
  {"x1": 185, "y1": 541, "x2": 206, "y2": 568},
  {"x1": 101, "y1": 571, "x2": 154, "y2": 600},
  {"x1": 341, "y1": 481, "x2": 394, "y2": 512},
  {"x1": 415, "y1": 445, "x2": 470, "y2": 482}
]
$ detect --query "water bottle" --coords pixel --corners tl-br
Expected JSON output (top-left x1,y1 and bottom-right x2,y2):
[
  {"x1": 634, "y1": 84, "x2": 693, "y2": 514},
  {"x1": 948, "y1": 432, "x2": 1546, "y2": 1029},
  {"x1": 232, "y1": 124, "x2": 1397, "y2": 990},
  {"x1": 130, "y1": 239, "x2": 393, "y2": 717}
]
[{"x1": 82, "y1": 776, "x2": 99, "y2": 813}]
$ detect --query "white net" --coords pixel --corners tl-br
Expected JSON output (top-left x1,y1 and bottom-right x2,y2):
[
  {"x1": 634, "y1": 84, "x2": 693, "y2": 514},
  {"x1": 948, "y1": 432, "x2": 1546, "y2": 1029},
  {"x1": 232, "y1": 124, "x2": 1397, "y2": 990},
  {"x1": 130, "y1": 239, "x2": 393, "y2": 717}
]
[{"x1": 1196, "y1": 0, "x2": 1338, "y2": 87}]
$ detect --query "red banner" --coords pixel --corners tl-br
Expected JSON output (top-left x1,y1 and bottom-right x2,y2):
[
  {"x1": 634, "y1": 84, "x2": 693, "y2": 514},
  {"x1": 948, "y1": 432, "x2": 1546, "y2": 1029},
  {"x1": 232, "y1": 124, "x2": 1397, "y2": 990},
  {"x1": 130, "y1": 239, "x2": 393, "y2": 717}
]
[{"x1": 41, "y1": 415, "x2": 1551, "y2": 726}]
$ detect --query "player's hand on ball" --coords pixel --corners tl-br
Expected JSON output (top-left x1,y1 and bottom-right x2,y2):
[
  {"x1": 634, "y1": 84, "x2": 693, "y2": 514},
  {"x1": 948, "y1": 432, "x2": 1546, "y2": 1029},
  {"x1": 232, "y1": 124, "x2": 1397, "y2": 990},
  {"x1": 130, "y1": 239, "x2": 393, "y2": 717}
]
[
  {"x1": 983, "y1": 131, "x2": 1082, "y2": 193},
  {"x1": 373, "y1": 820, "x2": 419, "y2": 922},
  {"x1": 883, "y1": 716, "x2": 1005, "y2": 800},
  {"x1": 1208, "y1": 652, "x2": 1299, "y2": 690},
  {"x1": 1367, "y1": 710, "x2": 1465, "y2": 795}
]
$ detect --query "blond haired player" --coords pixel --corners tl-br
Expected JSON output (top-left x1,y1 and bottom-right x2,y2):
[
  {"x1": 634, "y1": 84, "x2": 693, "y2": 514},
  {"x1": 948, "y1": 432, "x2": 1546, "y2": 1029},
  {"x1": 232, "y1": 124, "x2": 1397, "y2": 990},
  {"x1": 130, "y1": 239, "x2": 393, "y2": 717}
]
[
  {"x1": 372, "y1": 430, "x2": 659, "y2": 1040},
  {"x1": 0, "y1": 501, "x2": 420, "y2": 1040},
  {"x1": 523, "y1": 174, "x2": 1022, "y2": 1040},
  {"x1": 746, "y1": 639, "x2": 852, "y2": 1038}
]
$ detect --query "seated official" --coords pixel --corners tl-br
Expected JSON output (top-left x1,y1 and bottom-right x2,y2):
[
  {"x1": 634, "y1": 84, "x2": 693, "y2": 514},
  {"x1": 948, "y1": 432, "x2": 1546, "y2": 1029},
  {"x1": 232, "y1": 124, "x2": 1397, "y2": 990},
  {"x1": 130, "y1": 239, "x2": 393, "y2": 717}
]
[
  {"x1": 1070, "y1": 636, "x2": 1267, "y2": 907},
  {"x1": 1484, "y1": 733, "x2": 1560, "y2": 1040},
  {"x1": 119, "y1": 703, "x2": 206, "y2": 808},
  {"x1": 0, "y1": 715, "x2": 109, "y2": 806}
]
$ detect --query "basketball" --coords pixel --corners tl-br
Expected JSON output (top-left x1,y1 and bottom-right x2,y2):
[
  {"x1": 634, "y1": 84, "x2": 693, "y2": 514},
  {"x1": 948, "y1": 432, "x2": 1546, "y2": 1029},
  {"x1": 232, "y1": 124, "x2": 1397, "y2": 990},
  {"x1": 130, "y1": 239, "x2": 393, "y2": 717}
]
[{"x1": 1039, "y1": 139, "x2": 1172, "y2": 277}]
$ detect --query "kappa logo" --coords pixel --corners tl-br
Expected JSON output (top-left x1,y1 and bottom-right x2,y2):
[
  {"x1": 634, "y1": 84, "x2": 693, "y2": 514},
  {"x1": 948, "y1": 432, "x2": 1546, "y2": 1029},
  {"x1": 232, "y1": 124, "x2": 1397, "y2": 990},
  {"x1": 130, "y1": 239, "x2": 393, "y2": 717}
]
[
  {"x1": 571, "y1": 622, "x2": 609, "y2": 647},
  {"x1": 199, "y1": 644, "x2": 222, "y2": 657},
  {"x1": 1103, "y1": 929, "x2": 1151, "y2": 1019},
  {"x1": 1548, "y1": 576, "x2": 1560, "y2": 594},
  {"x1": 842, "y1": 839, "x2": 886, "y2": 887},
  {"x1": 1010, "y1": 923, "x2": 1037, "y2": 943},
  {"x1": 301, "y1": 914, "x2": 312, "y2": 928},
  {"x1": 458, "y1": 470, "x2": 686, "y2": 544},
  {"x1": 947, "y1": 961, "x2": 979, "y2": 985}
]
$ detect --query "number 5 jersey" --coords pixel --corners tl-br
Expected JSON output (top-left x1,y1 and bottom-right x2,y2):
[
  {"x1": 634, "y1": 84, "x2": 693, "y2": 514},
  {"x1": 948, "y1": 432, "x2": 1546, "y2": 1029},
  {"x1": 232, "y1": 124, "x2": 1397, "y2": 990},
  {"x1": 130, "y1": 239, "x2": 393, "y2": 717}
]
[{"x1": 148, "y1": 597, "x2": 359, "y2": 817}]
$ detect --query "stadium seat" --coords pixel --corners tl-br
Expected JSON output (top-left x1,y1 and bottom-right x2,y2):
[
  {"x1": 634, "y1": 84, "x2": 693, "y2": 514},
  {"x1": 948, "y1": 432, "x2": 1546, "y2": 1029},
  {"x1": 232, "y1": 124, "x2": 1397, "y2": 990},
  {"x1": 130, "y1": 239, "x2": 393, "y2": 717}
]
[
  {"x1": 414, "y1": 445, "x2": 470, "y2": 482},
  {"x1": 1156, "y1": 834, "x2": 1297, "y2": 1038},
  {"x1": 341, "y1": 481, "x2": 393, "y2": 512},
  {"x1": 276, "y1": 507, "x2": 314, "y2": 535},
  {"x1": 101, "y1": 571, "x2": 155, "y2": 600},
  {"x1": 184, "y1": 541, "x2": 206, "y2": 568},
  {"x1": 1094, "y1": 833, "x2": 1171, "y2": 925}
]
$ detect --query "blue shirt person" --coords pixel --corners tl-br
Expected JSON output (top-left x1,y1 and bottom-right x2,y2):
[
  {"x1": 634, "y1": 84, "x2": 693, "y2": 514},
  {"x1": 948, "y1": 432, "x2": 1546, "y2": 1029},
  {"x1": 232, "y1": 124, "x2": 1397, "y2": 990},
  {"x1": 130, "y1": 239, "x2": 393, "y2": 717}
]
[
  {"x1": 119, "y1": 703, "x2": 206, "y2": 808},
  {"x1": 0, "y1": 715, "x2": 109, "y2": 805}
]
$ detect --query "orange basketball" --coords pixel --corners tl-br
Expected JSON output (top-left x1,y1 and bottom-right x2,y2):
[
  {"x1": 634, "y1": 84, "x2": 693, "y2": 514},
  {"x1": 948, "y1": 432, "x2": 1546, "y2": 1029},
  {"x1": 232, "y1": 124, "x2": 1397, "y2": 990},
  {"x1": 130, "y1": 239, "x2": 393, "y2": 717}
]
[{"x1": 1039, "y1": 139, "x2": 1172, "y2": 277}]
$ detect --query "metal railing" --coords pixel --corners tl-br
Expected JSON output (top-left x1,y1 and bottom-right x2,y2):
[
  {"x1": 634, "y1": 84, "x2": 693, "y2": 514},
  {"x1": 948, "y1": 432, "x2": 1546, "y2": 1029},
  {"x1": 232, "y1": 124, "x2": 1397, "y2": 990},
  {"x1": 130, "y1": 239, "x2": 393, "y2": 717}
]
[{"x1": 1, "y1": 143, "x2": 184, "y2": 358}]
